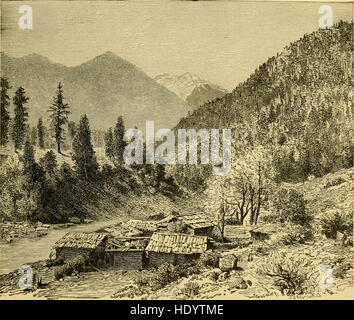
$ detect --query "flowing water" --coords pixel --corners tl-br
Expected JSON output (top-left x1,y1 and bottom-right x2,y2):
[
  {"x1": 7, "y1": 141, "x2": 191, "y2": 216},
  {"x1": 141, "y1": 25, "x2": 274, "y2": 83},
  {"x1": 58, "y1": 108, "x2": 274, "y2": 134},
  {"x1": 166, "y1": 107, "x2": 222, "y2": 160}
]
[{"x1": 0, "y1": 219, "x2": 122, "y2": 275}]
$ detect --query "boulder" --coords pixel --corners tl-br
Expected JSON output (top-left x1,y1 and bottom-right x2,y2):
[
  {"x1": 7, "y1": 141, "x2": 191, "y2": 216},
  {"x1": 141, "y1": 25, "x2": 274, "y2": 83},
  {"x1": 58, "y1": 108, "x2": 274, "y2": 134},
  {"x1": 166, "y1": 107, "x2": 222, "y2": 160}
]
[
  {"x1": 219, "y1": 254, "x2": 237, "y2": 272},
  {"x1": 229, "y1": 277, "x2": 248, "y2": 290},
  {"x1": 218, "y1": 272, "x2": 229, "y2": 282}
]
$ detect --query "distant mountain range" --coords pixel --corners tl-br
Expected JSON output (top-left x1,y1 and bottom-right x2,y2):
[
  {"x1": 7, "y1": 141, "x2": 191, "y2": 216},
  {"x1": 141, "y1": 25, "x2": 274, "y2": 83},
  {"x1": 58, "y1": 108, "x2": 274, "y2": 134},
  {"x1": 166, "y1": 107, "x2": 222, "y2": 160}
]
[
  {"x1": 155, "y1": 72, "x2": 228, "y2": 108},
  {"x1": 1, "y1": 52, "x2": 195, "y2": 130}
]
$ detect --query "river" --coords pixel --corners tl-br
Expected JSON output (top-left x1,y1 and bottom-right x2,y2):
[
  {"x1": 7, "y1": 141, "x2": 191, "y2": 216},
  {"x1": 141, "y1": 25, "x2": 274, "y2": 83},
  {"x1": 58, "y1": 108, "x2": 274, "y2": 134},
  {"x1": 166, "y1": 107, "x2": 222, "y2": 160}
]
[{"x1": 0, "y1": 218, "x2": 122, "y2": 275}]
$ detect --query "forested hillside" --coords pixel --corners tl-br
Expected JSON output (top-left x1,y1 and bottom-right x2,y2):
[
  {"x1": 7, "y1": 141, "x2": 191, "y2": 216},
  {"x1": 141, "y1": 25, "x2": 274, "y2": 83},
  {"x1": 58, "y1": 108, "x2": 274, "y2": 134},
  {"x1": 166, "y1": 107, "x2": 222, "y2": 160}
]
[{"x1": 173, "y1": 21, "x2": 353, "y2": 185}]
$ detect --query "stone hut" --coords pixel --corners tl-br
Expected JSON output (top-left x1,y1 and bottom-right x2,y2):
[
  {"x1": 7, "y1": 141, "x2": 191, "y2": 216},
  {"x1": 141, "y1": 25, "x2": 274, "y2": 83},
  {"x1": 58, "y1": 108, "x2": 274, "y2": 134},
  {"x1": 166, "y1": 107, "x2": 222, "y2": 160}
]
[
  {"x1": 179, "y1": 214, "x2": 215, "y2": 236},
  {"x1": 223, "y1": 225, "x2": 254, "y2": 242},
  {"x1": 146, "y1": 232, "x2": 209, "y2": 267},
  {"x1": 105, "y1": 237, "x2": 150, "y2": 270},
  {"x1": 157, "y1": 214, "x2": 215, "y2": 236},
  {"x1": 53, "y1": 232, "x2": 108, "y2": 261}
]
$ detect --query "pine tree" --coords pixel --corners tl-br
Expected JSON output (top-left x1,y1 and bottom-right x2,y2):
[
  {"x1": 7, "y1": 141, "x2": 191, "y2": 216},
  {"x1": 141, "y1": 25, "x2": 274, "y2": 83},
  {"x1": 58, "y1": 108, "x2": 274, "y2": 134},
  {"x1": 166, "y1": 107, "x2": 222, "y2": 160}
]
[
  {"x1": 12, "y1": 87, "x2": 29, "y2": 150},
  {"x1": 113, "y1": 116, "x2": 126, "y2": 163},
  {"x1": 20, "y1": 141, "x2": 46, "y2": 221},
  {"x1": 72, "y1": 114, "x2": 98, "y2": 179},
  {"x1": 0, "y1": 77, "x2": 11, "y2": 146},
  {"x1": 104, "y1": 127, "x2": 114, "y2": 159},
  {"x1": 22, "y1": 141, "x2": 36, "y2": 175},
  {"x1": 40, "y1": 150, "x2": 57, "y2": 176},
  {"x1": 48, "y1": 82, "x2": 70, "y2": 154},
  {"x1": 37, "y1": 117, "x2": 45, "y2": 149}
]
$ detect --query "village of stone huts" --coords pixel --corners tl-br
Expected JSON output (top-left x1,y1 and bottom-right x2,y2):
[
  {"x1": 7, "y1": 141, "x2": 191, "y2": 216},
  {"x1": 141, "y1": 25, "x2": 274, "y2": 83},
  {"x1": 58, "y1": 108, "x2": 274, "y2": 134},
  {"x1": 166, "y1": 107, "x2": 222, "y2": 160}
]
[
  {"x1": 2, "y1": 204, "x2": 351, "y2": 300},
  {"x1": 14, "y1": 212, "x2": 269, "y2": 299}
]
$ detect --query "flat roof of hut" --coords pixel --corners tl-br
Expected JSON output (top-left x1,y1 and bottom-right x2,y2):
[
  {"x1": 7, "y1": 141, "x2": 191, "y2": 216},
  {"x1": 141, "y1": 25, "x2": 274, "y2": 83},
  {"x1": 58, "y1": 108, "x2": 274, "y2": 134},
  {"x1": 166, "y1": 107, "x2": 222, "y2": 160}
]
[
  {"x1": 53, "y1": 232, "x2": 108, "y2": 250},
  {"x1": 146, "y1": 232, "x2": 208, "y2": 254},
  {"x1": 224, "y1": 225, "x2": 254, "y2": 241},
  {"x1": 179, "y1": 214, "x2": 215, "y2": 230},
  {"x1": 54, "y1": 232, "x2": 107, "y2": 249}
]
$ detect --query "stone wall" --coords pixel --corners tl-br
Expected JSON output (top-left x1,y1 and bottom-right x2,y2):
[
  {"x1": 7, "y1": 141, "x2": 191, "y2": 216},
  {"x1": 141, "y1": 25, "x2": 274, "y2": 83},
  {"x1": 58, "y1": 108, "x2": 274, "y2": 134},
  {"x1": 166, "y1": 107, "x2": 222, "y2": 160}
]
[
  {"x1": 112, "y1": 251, "x2": 145, "y2": 270},
  {"x1": 193, "y1": 226, "x2": 214, "y2": 236},
  {"x1": 148, "y1": 252, "x2": 175, "y2": 267},
  {"x1": 56, "y1": 247, "x2": 92, "y2": 261}
]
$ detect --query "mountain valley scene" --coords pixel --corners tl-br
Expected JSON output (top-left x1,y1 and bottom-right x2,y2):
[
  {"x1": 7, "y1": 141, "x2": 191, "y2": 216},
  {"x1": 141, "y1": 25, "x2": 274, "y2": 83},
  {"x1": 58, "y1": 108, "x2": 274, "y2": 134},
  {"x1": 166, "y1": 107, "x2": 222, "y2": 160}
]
[{"x1": 0, "y1": 1, "x2": 353, "y2": 300}]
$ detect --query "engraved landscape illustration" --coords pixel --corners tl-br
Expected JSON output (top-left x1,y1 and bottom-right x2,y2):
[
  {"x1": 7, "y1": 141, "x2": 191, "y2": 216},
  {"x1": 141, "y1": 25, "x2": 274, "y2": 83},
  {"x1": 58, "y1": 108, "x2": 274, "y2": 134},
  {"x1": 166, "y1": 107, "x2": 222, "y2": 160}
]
[{"x1": 0, "y1": 1, "x2": 353, "y2": 300}]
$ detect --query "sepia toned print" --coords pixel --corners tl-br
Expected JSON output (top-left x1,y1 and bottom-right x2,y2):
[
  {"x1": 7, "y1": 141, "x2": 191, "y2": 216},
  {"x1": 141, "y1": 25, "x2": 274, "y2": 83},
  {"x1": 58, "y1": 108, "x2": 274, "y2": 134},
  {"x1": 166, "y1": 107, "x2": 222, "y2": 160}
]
[{"x1": 0, "y1": 0, "x2": 353, "y2": 300}]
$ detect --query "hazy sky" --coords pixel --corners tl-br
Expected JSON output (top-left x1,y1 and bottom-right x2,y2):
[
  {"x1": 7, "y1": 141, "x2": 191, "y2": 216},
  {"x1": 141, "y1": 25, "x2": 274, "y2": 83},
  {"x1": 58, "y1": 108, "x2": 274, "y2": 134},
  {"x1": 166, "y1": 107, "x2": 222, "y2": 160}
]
[{"x1": 1, "y1": 1, "x2": 352, "y2": 90}]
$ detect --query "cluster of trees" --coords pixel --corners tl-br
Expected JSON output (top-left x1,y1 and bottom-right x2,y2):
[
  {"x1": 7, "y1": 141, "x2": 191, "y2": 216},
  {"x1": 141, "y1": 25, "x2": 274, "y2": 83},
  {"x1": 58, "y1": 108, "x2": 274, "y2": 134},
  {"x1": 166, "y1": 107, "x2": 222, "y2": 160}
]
[
  {"x1": 204, "y1": 146, "x2": 274, "y2": 239},
  {"x1": 0, "y1": 77, "x2": 180, "y2": 223},
  {"x1": 0, "y1": 80, "x2": 68, "y2": 152},
  {"x1": 0, "y1": 79, "x2": 115, "y2": 222},
  {"x1": 0, "y1": 137, "x2": 100, "y2": 222},
  {"x1": 0, "y1": 78, "x2": 107, "y2": 152}
]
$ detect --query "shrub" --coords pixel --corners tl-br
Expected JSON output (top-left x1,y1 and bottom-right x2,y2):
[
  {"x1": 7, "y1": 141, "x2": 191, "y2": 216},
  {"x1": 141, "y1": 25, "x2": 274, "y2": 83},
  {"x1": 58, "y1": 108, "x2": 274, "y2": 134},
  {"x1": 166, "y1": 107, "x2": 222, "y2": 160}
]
[
  {"x1": 46, "y1": 257, "x2": 64, "y2": 267},
  {"x1": 257, "y1": 252, "x2": 318, "y2": 296},
  {"x1": 54, "y1": 264, "x2": 73, "y2": 280},
  {"x1": 54, "y1": 254, "x2": 91, "y2": 280},
  {"x1": 180, "y1": 281, "x2": 200, "y2": 298},
  {"x1": 273, "y1": 188, "x2": 313, "y2": 227},
  {"x1": 184, "y1": 263, "x2": 202, "y2": 276},
  {"x1": 198, "y1": 251, "x2": 220, "y2": 268},
  {"x1": 67, "y1": 255, "x2": 87, "y2": 272},
  {"x1": 148, "y1": 263, "x2": 182, "y2": 290},
  {"x1": 277, "y1": 224, "x2": 314, "y2": 245},
  {"x1": 134, "y1": 274, "x2": 151, "y2": 289},
  {"x1": 319, "y1": 210, "x2": 353, "y2": 239},
  {"x1": 134, "y1": 262, "x2": 202, "y2": 293}
]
